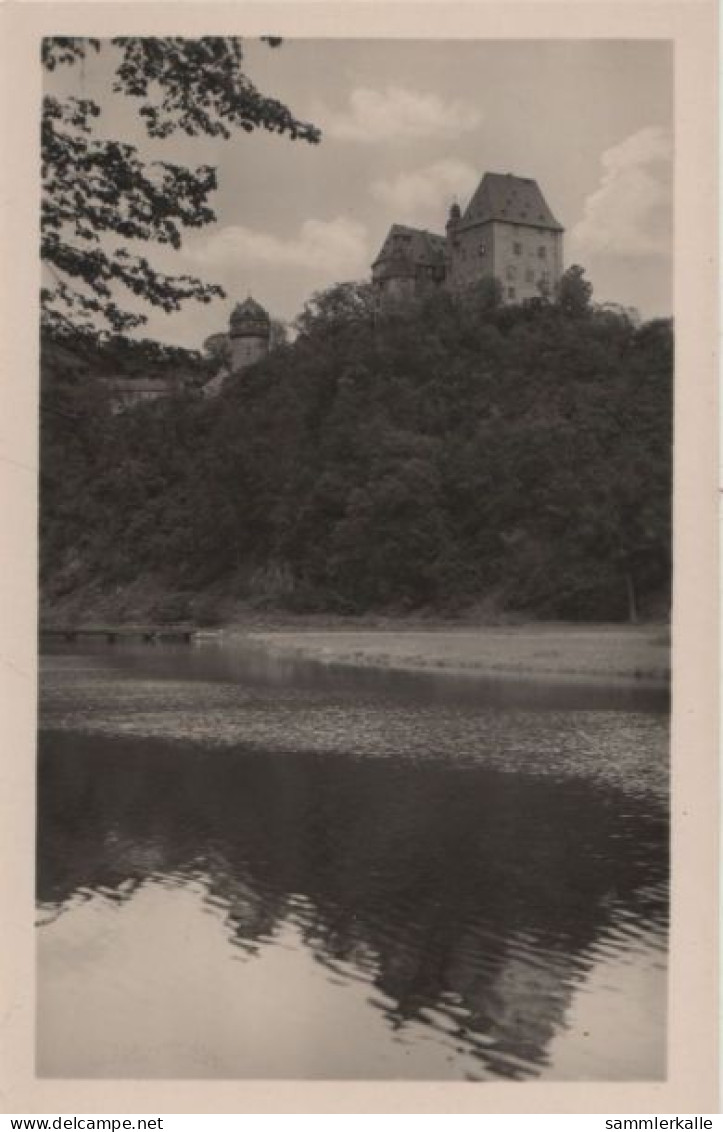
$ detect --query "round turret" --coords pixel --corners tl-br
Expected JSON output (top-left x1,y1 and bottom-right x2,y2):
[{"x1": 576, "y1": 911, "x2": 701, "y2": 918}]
[
  {"x1": 229, "y1": 296, "x2": 271, "y2": 339},
  {"x1": 228, "y1": 296, "x2": 271, "y2": 372}
]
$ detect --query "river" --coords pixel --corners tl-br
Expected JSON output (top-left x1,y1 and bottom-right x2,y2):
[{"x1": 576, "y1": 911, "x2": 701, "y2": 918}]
[{"x1": 36, "y1": 638, "x2": 668, "y2": 1080}]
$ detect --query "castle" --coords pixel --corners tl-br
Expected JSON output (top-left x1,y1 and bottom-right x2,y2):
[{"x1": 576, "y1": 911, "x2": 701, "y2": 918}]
[
  {"x1": 108, "y1": 174, "x2": 564, "y2": 411},
  {"x1": 371, "y1": 172, "x2": 564, "y2": 309},
  {"x1": 200, "y1": 171, "x2": 563, "y2": 394},
  {"x1": 200, "y1": 295, "x2": 272, "y2": 395}
]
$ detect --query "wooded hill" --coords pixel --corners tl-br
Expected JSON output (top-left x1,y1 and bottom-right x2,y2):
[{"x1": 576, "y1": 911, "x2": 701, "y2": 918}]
[{"x1": 40, "y1": 278, "x2": 672, "y2": 623}]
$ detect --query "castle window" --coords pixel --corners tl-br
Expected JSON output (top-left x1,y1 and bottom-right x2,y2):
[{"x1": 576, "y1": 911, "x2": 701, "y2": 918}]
[
  {"x1": 513, "y1": 242, "x2": 522, "y2": 255},
  {"x1": 479, "y1": 244, "x2": 486, "y2": 256},
  {"x1": 506, "y1": 265, "x2": 517, "y2": 281},
  {"x1": 526, "y1": 268, "x2": 535, "y2": 283},
  {"x1": 508, "y1": 286, "x2": 516, "y2": 300},
  {"x1": 538, "y1": 246, "x2": 547, "y2": 259}
]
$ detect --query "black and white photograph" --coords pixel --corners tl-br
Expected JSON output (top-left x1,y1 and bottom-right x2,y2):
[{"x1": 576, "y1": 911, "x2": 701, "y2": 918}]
[
  {"x1": 0, "y1": 10, "x2": 709, "y2": 1107},
  {"x1": 35, "y1": 32, "x2": 674, "y2": 1083}
]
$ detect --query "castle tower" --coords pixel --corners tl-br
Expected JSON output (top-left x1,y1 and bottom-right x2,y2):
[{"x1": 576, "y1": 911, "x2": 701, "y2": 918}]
[
  {"x1": 444, "y1": 202, "x2": 461, "y2": 277},
  {"x1": 229, "y1": 296, "x2": 271, "y2": 372},
  {"x1": 370, "y1": 173, "x2": 563, "y2": 308}
]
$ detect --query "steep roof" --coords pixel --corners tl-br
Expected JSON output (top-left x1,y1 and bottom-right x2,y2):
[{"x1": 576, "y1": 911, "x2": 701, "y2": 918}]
[
  {"x1": 372, "y1": 224, "x2": 446, "y2": 270},
  {"x1": 460, "y1": 173, "x2": 563, "y2": 232},
  {"x1": 230, "y1": 295, "x2": 270, "y2": 325}
]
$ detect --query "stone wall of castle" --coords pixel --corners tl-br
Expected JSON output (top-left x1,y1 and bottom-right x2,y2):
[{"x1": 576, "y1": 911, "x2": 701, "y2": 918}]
[{"x1": 488, "y1": 221, "x2": 562, "y2": 304}]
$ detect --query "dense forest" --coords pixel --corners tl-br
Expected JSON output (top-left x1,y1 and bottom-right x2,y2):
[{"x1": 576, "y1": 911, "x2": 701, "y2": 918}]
[{"x1": 40, "y1": 274, "x2": 672, "y2": 624}]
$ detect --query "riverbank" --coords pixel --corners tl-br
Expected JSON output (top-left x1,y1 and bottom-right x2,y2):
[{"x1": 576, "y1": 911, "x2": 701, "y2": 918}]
[
  {"x1": 238, "y1": 623, "x2": 670, "y2": 684},
  {"x1": 41, "y1": 584, "x2": 670, "y2": 684}
]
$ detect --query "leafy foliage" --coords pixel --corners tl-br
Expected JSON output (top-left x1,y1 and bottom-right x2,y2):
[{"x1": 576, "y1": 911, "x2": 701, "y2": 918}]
[
  {"x1": 556, "y1": 264, "x2": 594, "y2": 318},
  {"x1": 295, "y1": 281, "x2": 377, "y2": 338},
  {"x1": 41, "y1": 37, "x2": 320, "y2": 337},
  {"x1": 41, "y1": 286, "x2": 672, "y2": 621}
]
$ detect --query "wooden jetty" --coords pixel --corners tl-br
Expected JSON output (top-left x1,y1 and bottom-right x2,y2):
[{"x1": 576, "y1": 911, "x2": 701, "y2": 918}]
[{"x1": 40, "y1": 624, "x2": 197, "y2": 644}]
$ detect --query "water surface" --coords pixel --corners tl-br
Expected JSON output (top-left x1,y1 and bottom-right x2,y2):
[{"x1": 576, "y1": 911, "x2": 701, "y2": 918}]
[{"x1": 37, "y1": 639, "x2": 668, "y2": 1080}]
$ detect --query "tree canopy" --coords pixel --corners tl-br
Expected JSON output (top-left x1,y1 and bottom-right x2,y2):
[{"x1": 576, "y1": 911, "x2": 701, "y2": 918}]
[
  {"x1": 41, "y1": 283, "x2": 672, "y2": 623},
  {"x1": 41, "y1": 37, "x2": 320, "y2": 339}
]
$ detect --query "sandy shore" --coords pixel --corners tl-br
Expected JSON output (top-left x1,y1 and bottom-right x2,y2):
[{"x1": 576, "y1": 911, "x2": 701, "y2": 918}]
[{"x1": 240, "y1": 624, "x2": 671, "y2": 684}]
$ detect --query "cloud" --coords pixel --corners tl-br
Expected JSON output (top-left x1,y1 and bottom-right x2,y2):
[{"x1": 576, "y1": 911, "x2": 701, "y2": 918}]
[
  {"x1": 371, "y1": 160, "x2": 479, "y2": 218},
  {"x1": 186, "y1": 217, "x2": 369, "y2": 276},
  {"x1": 320, "y1": 86, "x2": 481, "y2": 143},
  {"x1": 571, "y1": 127, "x2": 672, "y2": 257}
]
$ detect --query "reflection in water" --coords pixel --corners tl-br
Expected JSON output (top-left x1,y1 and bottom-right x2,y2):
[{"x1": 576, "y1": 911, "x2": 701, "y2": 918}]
[{"x1": 37, "y1": 644, "x2": 668, "y2": 1080}]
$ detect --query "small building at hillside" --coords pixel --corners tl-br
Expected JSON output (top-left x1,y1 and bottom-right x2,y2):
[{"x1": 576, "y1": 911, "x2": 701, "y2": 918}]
[
  {"x1": 101, "y1": 376, "x2": 179, "y2": 414},
  {"x1": 372, "y1": 172, "x2": 564, "y2": 311}
]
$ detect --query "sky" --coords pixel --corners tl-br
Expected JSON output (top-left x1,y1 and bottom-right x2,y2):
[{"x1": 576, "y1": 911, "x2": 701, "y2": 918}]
[{"x1": 45, "y1": 38, "x2": 673, "y2": 349}]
